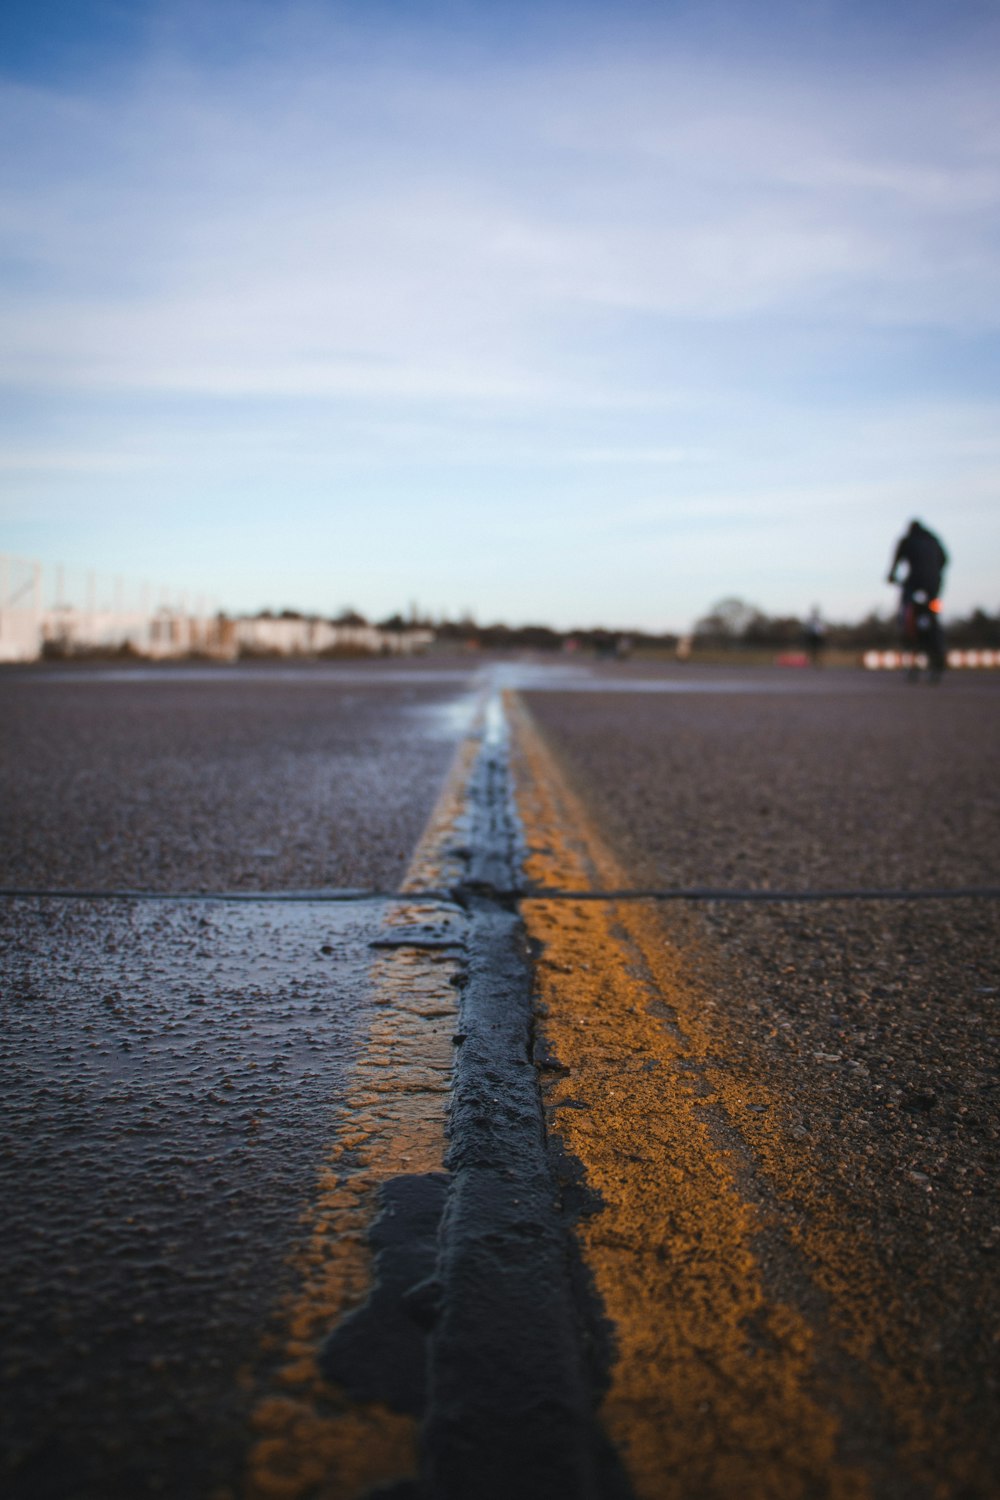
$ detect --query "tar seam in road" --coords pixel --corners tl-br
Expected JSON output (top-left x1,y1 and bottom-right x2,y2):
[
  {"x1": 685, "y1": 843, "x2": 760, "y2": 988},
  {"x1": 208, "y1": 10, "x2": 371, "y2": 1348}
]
[
  {"x1": 418, "y1": 698, "x2": 631, "y2": 1500},
  {"x1": 241, "y1": 693, "x2": 630, "y2": 1500}
]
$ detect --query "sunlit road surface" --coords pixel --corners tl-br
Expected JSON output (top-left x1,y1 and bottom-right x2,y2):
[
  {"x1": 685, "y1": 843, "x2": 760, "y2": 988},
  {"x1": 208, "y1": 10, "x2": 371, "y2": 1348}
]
[{"x1": 1, "y1": 659, "x2": 998, "y2": 1500}]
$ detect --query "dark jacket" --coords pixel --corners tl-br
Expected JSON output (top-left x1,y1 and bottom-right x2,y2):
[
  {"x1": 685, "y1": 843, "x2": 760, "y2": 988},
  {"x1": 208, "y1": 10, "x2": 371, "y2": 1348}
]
[{"x1": 889, "y1": 524, "x2": 948, "y2": 598}]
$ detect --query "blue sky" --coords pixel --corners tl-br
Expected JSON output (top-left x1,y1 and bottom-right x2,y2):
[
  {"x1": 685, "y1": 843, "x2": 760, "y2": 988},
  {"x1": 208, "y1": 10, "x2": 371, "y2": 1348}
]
[{"x1": 2, "y1": 0, "x2": 999, "y2": 630}]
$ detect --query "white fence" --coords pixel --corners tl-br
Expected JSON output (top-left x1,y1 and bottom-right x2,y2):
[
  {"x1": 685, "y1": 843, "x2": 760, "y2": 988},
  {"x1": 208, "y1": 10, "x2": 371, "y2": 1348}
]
[
  {"x1": 863, "y1": 649, "x2": 1000, "y2": 670},
  {"x1": 0, "y1": 556, "x2": 44, "y2": 662},
  {"x1": 0, "y1": 555, "x2": 433, "y2": 661},
  {"x1": 0, "y1": 555, "x2": 226, "y2": 662}
]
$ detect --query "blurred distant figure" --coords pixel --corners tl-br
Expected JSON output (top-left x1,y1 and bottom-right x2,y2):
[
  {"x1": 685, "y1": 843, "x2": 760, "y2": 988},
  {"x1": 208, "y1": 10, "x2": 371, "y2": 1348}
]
[
  {"x1": 888, "y1": 519, "x2": 948, "y2": 680},
  {"x1": 803, "y1": 607, "x2": 826, "y2": 666},
  {"x1": 888, "y1": 519, "x2": 948, "y2": 603}
]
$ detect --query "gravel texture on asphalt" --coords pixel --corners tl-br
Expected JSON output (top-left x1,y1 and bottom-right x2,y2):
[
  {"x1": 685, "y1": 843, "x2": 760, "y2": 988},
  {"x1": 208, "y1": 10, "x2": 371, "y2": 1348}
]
[
  {"x1": 661, "y1": 898, "x2": 1000, "y2": 1476},
  {"x1": 523, "y1": 670, "x2": 1000, "y2": 1494},
  {"x1": 0, "y1": 895, "x2": 385, "y2": 1500},
  {"x1": 525, "y1": 668, "x2": 1000, "y2": 891},
  {"x1": 0, "y1": 664, "x2": 477, "y2": 892},
  {"x1": 0, "y1": 661, "x2": 480, "y2": 1497}
]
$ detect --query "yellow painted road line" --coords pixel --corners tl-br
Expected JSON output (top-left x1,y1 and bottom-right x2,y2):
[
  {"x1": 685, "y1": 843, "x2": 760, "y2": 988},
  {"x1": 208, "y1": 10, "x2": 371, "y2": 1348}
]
[
  {"x1": 509, "y1": 690, "x2": 959, "y2": 1500},
  {"x1": 243, "y1": 680, "x2": 977, "y2": 1498},
  {"x1": 244, "y1": 729, "x2": 480, "y2": 1500}
]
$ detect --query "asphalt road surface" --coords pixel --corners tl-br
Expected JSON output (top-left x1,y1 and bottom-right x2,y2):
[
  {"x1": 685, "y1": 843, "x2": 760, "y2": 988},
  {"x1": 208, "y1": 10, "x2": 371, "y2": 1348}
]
[
  {"x1": 0, "y1": 663, "x2": 477, "y2": 892},
  {"x1": 1, "y1": 657, "x2": 997, "y2": 1500},
  {"x1": 1, "y1": 661, "x2": 481, "y2": 1500},
  {"x1": 515, "y1": 666, "x2": 1000, "y2": 1500}
]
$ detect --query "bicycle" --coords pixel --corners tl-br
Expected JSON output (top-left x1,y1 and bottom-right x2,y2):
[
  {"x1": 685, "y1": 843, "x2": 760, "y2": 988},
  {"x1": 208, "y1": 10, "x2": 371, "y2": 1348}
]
[{"x1": 899, "y1": 587, "x2": 946, "y2": 682}]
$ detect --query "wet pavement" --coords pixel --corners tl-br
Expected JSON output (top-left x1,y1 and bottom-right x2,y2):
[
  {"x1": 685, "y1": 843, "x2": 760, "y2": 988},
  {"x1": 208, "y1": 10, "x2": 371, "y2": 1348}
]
[
  {"x1": 0, "y1": 661, "x2": 482, "y2": 1499},
  {"x1": 1, "y1": 897, "x2": 384, "y2": 1499},
  {"x1": 2, "y1": 656, "x2": 999, "y2": 1499}
]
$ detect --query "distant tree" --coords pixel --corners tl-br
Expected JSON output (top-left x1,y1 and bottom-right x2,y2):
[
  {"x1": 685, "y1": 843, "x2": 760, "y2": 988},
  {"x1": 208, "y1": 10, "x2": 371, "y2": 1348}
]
[
  {"x1": 743, "y1": 612, "x2": 804, "y2": 648},
  {"x1": 947, "y1": 607, "x2": 1000, "y2": 648},
  {"x1": 513, "y1": 624, "x2": 564, "y2": 650},
  {"x1": 472, "y1": 622, "x2": 560, "y2": 650},
  {"x1": 693, "y1": 597, "x2": 760, "y2": 647},
  {"x1": 827, "y1": 611, "x2": 897, "y2": 649},
  {"x1": 333, "y1": 608, "x2": 368, "y2": 626}
]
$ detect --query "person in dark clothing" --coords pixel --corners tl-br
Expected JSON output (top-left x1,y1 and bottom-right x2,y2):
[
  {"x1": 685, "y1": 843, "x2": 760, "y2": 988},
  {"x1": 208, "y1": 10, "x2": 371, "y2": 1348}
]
[
  {"x1": 803, "y1": 606, "x2": 826, "y2": 666},
  {"x1": 888, "y1": 519, "x2": 948, "y2": 601},
  {"x1": 887, "y1": 520, "x2": 948, "y2": 680}
]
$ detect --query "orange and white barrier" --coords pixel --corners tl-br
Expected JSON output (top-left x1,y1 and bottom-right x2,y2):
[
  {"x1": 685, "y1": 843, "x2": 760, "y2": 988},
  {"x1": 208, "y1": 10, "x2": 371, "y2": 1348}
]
[{"x1": 863, "y1": 649, "x2": 1000, "y2": 670}]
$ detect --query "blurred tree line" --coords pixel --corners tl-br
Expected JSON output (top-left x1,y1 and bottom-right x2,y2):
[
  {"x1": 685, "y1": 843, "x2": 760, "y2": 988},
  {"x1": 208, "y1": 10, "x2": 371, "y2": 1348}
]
[
  {"x1": 307, "y1": 600, "x2": 1000, "y2": 653},
  {"x1": 692, "y1": 597, "x2": 1000, "y2": 651}
]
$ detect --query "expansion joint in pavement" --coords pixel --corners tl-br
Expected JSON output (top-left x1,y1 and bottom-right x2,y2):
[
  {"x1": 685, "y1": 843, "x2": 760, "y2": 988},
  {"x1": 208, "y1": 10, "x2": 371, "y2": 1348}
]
[
  {"x1": 245, "y1": 693, "x2": 627, "y2": 1500},
  {"x1": 417, "y1": 698, "x2": 630, "y2": 1500},
  {"x1": 3, "y1": 883, "x2": 999, "y2": 905}
]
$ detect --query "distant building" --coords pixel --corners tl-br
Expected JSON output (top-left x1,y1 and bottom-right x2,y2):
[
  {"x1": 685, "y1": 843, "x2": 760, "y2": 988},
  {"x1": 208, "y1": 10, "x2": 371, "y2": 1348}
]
[
  {"x1": 234, "y1": 613, "x2": 432, "y2": 657},
  {"x1": 0, "y1": 556, "x2": 434, "y2": 661}
]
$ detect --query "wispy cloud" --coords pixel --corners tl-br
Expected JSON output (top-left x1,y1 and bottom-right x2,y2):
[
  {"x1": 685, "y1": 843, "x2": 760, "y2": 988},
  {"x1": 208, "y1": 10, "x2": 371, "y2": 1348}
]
[{"x1": 4, "y1": 21, "x2": 999, "y2": 397}]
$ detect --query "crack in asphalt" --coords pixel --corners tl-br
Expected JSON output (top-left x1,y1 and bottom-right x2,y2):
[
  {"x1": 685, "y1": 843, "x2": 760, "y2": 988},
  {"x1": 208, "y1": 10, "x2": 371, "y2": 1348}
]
[{"x1": 4, "y1": 884, "x2": 999, "y2": 904}]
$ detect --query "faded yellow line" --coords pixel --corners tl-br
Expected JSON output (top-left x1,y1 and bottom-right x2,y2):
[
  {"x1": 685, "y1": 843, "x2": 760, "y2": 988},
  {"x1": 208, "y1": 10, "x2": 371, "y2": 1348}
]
[
  {"x1": 243, "y1": 728, "x2": 480, "y2": 1500},
  {"x1": 507, "y1": 691, "x2": 871, "y2": 1500},
  {"x1": 509, "y1": 690, "x2": 997, "y2": 1497}
]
